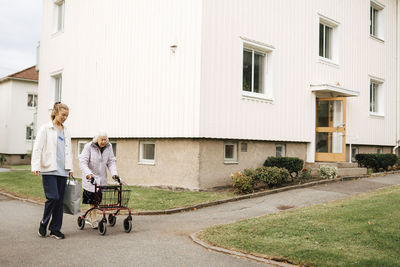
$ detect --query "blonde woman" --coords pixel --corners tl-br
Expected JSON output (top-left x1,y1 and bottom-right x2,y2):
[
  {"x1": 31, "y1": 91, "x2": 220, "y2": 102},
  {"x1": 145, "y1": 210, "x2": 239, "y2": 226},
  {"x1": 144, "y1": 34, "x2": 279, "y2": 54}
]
[
  {"x1": 79, "y1": 131, "x2": 118, "y2": 228},
  {"x1": 32, "y1": 102, "x2": 73, "y2": 240}
]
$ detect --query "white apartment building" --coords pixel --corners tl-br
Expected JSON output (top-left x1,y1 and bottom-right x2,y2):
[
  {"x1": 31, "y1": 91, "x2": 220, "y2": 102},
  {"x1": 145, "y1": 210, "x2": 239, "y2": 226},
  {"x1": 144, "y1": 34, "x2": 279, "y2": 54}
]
[
  {"x1": 0, "y1": 66, "x2": 39, "y2": 164},
  {"x1": 37, "y1": 0, "x2": 399, "y2": 189}
]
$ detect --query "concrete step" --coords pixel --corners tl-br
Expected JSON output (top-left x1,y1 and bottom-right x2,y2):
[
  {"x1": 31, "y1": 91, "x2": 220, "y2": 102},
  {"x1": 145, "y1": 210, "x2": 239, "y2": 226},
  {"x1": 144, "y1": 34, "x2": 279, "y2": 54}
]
[
  {"x1": 310, "y1": 167, "x2": 367, "y2": 177},
  {"x1": 305, "y1": 162, "x2": 359, "y2": 169}
]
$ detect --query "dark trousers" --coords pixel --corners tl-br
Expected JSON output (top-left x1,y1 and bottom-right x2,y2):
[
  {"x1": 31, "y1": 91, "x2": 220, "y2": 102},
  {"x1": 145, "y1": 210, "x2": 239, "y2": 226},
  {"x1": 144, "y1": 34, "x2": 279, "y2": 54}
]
[{"x1": 41, "y1": 175, "x2": 67, "y2": 232}]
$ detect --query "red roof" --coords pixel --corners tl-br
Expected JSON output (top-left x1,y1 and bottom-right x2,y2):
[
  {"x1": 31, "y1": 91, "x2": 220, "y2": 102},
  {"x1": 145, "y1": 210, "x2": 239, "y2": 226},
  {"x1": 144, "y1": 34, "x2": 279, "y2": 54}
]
[{"x1": 8, "y1": 66, "x2": 38, "y2": 81}]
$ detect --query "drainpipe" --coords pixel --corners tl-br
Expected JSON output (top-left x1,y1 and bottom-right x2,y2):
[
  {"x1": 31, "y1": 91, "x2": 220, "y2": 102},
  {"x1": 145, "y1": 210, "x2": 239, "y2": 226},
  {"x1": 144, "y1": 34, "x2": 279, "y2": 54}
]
[{"x1": 396, "y1": 0, "x2": 400, "y2": 155}]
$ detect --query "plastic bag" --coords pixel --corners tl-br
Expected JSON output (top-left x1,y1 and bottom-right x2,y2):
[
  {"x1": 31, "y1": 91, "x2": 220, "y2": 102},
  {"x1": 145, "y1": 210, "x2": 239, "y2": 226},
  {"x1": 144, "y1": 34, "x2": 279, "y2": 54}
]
[{"x1": 63, "y1": 178, "x2": 81, "y2": 215}]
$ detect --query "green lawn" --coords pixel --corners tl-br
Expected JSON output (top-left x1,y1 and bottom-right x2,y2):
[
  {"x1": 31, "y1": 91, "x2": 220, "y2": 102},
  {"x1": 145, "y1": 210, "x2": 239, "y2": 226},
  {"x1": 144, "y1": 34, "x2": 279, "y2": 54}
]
[
  {"x1": 0, "y1": 170, "x2": 234, "y2": 211},
  {"x1": 199, "y1": 185, "x2": 400, "y2": 267}
]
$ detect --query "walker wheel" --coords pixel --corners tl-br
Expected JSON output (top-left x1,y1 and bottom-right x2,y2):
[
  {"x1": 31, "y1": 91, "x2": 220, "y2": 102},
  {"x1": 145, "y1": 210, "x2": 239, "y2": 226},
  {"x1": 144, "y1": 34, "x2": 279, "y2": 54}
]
[
  {"x1": 123, "y1": 217, "x2": 132, "y2": 233},
  {"x1": 108, "y1": 214, "x2": 116, "y2": 226},
  {"x1": 77, "y1": 216, "x2": 85, "y2": 230},
  {"x1": 98, "y1": 220, "x2": 107, "y2": 235}
]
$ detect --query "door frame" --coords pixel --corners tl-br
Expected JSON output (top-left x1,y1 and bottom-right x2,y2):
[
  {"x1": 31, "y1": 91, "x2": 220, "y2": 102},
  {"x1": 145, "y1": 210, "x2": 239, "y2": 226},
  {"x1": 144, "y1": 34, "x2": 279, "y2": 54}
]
[{"x1": 315, "y1": 97, "x2": 346, "y2": 162}]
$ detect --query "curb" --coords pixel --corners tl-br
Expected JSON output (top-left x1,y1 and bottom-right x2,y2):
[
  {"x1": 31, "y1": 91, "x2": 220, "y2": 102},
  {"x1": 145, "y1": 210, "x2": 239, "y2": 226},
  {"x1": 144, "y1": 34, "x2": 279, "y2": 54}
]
[
  {"x1": 189, "y1": 231, "x2": 296, "y2": 267},
  {"x1": 2, "y1": 171, "x2": 400, "y2": 216}
]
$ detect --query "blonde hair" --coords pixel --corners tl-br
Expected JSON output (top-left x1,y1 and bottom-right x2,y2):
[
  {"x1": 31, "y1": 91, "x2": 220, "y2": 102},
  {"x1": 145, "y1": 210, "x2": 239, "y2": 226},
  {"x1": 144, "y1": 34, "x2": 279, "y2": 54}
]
[{"x1": 51, "y1": 102, "x2": 69, "y2": 120}]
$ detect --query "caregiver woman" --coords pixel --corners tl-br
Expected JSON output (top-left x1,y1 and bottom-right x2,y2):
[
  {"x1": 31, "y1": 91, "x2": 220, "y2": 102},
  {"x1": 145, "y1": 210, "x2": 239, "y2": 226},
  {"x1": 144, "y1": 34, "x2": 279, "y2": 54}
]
[{"x1": 32, "y1": 102, "x2": 73, "y2": 240}]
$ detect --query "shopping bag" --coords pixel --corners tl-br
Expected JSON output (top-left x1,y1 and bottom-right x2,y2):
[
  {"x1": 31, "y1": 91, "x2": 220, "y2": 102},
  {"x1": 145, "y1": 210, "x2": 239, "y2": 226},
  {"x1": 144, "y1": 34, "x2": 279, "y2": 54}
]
[{"x1": 63, "y1": 178, "x2": 81, "y2": 215}]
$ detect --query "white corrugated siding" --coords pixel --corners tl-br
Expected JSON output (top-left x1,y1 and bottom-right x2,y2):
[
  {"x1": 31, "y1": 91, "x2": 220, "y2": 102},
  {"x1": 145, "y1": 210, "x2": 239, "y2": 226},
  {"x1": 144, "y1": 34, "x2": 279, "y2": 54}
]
[
  {"x1": 200, "y1": 0, "x2": 397, "y2": 146},
  {"x1": 38, "y1": 0, "x2": 202, "y2": 138}
]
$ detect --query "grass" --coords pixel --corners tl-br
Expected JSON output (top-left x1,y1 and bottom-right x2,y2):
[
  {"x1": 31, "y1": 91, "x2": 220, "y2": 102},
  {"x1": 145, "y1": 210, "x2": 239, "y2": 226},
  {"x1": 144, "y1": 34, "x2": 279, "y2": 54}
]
[
  {"x1": 199, "y1": 185, "x2": 400, "y2": 267},
  {"x1": 0, "y1": 170, "x2": 234, "y2": 211}
]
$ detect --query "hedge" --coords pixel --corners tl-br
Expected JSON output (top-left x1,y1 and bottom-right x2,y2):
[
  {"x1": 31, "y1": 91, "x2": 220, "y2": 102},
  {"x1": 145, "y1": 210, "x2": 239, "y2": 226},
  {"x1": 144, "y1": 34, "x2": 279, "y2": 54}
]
[
  {"x1": 355, "y1": 153, "x2": 397, "y2": 172},
  {"x1": 264, "y1": 157, "x2": 304, "y2": 176}
]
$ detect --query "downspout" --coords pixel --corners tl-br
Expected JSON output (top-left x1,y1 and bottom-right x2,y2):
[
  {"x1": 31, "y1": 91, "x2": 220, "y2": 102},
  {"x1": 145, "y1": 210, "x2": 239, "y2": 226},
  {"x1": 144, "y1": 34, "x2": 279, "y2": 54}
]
[{"x1": 395, "y1": 0, "x2": 400, "y2": 154}]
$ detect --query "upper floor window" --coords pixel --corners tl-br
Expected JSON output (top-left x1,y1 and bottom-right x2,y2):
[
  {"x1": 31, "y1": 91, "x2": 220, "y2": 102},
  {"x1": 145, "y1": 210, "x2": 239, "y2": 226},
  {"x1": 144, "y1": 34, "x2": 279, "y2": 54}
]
[
  {"x1": 26, "y1": 125, "x2": 33, "y2": 140},
  {"x1": 370, "y1": 1, "x2": 384, "y2": 40},
  {"x1": 27, "y1": 94, "x2": 38, "y2": 108},
  {"x1": 319, "y1": 16, "x2": 339, "y2": 64},
  {"x1": 369, "y1": 78, "x2": 384, "y2": 116},
  {"x1": 52, "y1": 73, "x2": 62, "y2": 102},
  {"x1": 54, "y1": 0, "x2": 65, "y2": 33},
  {"x1": 242, "y1": 38, "x2": 274, "y2": 100}
]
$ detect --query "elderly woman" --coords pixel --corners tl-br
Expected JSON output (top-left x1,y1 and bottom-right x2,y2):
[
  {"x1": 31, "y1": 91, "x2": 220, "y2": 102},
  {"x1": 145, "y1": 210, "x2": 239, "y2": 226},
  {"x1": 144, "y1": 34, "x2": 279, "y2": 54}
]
[{"x1": 79, "y1": 131, "x2": 118, "y2": 228}]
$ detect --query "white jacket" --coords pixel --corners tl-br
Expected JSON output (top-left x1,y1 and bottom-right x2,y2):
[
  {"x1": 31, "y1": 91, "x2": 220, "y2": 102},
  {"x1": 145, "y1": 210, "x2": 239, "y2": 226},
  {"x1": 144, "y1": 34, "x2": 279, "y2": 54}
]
[{"x1": 31, "y1": 121, "x2": 73, "y2": 173}]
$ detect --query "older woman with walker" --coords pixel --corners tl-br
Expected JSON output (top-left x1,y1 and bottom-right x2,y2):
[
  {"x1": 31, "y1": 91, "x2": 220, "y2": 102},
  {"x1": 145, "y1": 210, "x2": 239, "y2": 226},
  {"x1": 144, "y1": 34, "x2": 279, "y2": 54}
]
[
  {"x1": 79, "y1": 131, "x2": 119, "y2": 229},
  {"x1": 32, "y1": 102, "x2": 73, "y2": 240}
]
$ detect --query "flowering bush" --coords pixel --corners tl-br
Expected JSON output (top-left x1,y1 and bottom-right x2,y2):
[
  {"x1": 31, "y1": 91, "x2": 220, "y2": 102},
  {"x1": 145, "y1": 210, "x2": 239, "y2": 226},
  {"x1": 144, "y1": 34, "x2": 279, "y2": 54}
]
[
  {"x1": 254, "y1": 167, "x2": 290, "y2": 187},
  {"x1": 231, "y1": 171, "x2": 254, "y2": 194},
  {"x1": 318, "y1": 166, "x2": 338, "y2": 179},
  {"x1": 300, "y1": 168, "x2": 311, "y2": 179}
]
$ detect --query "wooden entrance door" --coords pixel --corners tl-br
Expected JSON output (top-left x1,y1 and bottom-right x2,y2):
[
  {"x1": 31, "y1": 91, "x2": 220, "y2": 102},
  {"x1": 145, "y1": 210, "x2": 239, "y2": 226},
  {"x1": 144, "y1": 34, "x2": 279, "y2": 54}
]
[{"x1": 315, "y1": 97, "x2": 346, "y2": 162}]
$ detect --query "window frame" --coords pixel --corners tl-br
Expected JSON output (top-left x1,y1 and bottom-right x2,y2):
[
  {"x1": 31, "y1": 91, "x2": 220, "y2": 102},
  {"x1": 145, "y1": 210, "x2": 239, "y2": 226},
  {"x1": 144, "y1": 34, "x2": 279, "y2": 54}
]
[
  {"x1": 370, "y1": 1, "x2": 385, "y2": 41},
  {"x1": 26, "y1": 125, "x2": 33, "y2": 141},
  {"x1": 224, "y1": 142, "x2": 238, "y2": 164},
  {"x1": 51, "y1": 73, "x2": 62, "y2": 103},
  {"x1": 27, "y1": 93, "x2": 38, "y2": 108},
  {"x1": 241, "y1": 38, "x2": 274, "y2": 101},
  {"x1": 369, "y1": 77, "x2": 384, "y2": 116},
  {"x1": 77, "y1": 141, "x2": 88, "y2": 157},
  {"x1": 53, "y1": 0, "x2": 65, "y2": 34},
  {"x1": 318, "y1": 15, "x2": 339, "y2": 65},
  {"x1": 139, "y1": 141, "x2": 156, "y2": 165},
  {"x1": 275, "y1": 144, "x2": 286, "y2": 158}
]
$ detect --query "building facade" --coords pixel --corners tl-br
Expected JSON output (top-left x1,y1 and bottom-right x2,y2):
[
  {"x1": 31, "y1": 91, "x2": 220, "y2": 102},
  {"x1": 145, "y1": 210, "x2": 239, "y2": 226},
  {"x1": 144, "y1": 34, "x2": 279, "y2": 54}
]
[
  {"x1": 0, "y1": 66, "x2": 39, "y2": 165},
  {"x1": 37, "y1": 0, "x2": 399, "y2": 190}
]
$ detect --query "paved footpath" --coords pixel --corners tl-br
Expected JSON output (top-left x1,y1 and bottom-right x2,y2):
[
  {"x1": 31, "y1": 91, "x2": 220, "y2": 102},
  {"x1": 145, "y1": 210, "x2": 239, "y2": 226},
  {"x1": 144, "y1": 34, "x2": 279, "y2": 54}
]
[{"x1": 0, "y1": 174, "x2": 399, "y2": 267}]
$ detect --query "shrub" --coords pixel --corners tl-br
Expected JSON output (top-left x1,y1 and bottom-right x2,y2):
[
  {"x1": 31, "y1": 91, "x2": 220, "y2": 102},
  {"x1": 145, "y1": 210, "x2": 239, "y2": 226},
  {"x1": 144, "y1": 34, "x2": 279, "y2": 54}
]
[
  {"x1": 0, "y1": 154, "x2": 6, "y2": 166},
  {"x1": 254, "y1": 167, "x2": 290, "y2": 187},
  {"x1": 231, "y1": 171, "x2": 254, "y2": 194},
  {"x1": 300, "y1": 168, "x2": 312, "y2": 179},
  {"x1": 355, "y1": 153, "x2": 397, "y2": 172},
  {"x1": 264, "y1": 157, "x2": 304, "y2": 177},
  {"x1": 318, "y1": 166, "x2": 338, "y2": 179}
]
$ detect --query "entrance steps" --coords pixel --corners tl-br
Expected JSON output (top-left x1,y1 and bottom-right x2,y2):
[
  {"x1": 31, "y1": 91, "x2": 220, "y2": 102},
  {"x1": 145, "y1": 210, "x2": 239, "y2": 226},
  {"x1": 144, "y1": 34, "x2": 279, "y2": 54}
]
[{"x1": 305, "y1": 162, "x2": 367, "y2": 177}]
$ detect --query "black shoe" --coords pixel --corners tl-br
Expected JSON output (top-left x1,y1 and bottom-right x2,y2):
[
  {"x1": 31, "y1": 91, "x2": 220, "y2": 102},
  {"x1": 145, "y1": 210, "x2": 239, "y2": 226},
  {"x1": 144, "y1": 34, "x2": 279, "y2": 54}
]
[
  {"x1": 38, "y1": 222, "x2": 46, "y2": 237},
  {"x1": 50, "y1": 230, "x2": 65, "y2": 240}
]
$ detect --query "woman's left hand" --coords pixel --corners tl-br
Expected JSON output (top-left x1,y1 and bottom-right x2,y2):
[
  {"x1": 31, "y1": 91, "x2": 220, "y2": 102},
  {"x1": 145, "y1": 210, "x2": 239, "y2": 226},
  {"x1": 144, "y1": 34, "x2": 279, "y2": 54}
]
[{"x1": 69, "y1": 172, "x2": 74, "y2": 178}]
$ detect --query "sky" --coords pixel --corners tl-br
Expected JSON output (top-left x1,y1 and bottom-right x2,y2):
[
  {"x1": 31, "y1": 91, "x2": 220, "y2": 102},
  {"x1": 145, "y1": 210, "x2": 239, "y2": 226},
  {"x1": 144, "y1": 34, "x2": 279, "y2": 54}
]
[{"x1": 0, "y1": 0, "x2": 42, "y2": 78}]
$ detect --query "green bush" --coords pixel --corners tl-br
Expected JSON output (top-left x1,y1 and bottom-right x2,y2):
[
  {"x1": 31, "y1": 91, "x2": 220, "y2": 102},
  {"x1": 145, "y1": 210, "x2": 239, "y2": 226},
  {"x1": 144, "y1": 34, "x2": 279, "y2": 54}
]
[
  {"x1": 0, "y1": 154, "x2": 6, "y2": 166},
  {"x1": 318, "y1": 166, "x2": 338, "y2": 179},
  {"x1": 254, "y1": 167, "x2": 290, "y2": 188},
  {"x1": 355, "y1": 153, "x2": 397, "y2": 172},
  {"x1": 300, "y1": 168, "x2": 312, "y2": 179},
  {"x1": 264, "y1": 157, "x2": 304, "y2": 177},
  {"x1": 231, "y1": 171, "x2": 254, "y2": 194}
]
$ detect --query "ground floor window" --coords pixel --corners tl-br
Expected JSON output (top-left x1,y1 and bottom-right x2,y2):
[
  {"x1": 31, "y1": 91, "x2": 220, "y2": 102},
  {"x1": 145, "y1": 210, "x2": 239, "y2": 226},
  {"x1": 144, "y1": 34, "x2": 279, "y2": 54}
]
[
  {"x1": 275, "y1": 144, "x2": 286, "y2": 157},
  {"x1": 77, "y1": 141, "x2": 88, "y2": 156},
  {"x1": 140, "y1": 141, "x2": 155, "y2": 164},
  {"x1": 224, "y1": 142, "x2": 238, "y2": 163},
  {"x1": 351, "y1": 146, "x2": 358, "y2": 163}
]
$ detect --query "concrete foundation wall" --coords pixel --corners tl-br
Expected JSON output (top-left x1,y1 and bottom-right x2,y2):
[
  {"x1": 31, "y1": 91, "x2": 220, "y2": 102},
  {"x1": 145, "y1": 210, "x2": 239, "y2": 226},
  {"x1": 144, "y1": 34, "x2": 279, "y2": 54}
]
[{"x1": 2, "y1": 154, "x2": 31, "y2": 165}]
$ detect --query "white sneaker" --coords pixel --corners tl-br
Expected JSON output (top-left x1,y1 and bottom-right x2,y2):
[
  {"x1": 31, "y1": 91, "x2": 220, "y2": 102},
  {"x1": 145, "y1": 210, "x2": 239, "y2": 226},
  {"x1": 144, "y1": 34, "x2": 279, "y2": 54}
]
[{"x1": 85, "y1": 220, "x2": 93, "y2": 227}]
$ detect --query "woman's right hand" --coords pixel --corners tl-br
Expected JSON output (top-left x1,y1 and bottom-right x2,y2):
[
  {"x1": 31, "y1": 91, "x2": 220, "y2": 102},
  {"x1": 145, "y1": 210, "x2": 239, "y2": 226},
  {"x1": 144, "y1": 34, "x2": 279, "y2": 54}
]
[
  {"x1": 86, "y1": 174, "x2": 93, "y2": 179},
  {"x1": 32, "y1": 171, "x2": 39, "y2": 176}
]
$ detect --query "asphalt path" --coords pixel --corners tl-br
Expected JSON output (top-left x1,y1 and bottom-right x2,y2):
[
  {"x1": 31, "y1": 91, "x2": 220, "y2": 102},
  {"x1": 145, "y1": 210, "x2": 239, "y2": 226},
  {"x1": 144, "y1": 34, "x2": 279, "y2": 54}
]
[{"x1": 0, "y1": 174, "x2": 399, "y2": 267}]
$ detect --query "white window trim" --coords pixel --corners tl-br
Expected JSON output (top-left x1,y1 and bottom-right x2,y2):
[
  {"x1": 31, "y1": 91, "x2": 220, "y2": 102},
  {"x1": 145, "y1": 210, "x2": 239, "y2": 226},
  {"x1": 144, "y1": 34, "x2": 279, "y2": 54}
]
[
  {"x1": 139, "y1": 141, "x2": 156, "y2": 165},
  {"x1": 224, "y1": 142, "x2": 238, "y2": 164},
  {"x1": 49, "y1": 71, "x2": 63, "y2": 109},
  {"x1": 369, "y1": 76, "x2": 385, "y2": 117},
  {"x1": 77, "y1": 141, "x2": 88, "y2": 157},
  {"x1": 370, "y1": 1, "x2": 385, "y2": 41},
  {"x1": 110, "y1": 141, "x2": 117, "y2": 159},
  {"x1": 241, "y1": 37, "x2": 274, "y2": 101},
  {"x1": 275, "y1": 144, "x2": 286, "y2": 158},
  {"x1": 53, "y1": 0, "x2": 65, "y2": 35},
  {"x1": 318, "y1": 14, "x2": 340, "y2": 65},
  {"x1": 26, "y1": 125, "x2": 33, "y2": 141},
  {"x1": 27, "y1": 93, "x2": 38, "y2": 109}
]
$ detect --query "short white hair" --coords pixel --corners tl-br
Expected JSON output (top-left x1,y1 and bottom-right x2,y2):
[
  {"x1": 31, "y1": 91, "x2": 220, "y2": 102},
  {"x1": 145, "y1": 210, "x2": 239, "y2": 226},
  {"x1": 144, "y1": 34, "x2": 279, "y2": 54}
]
[{"x1": 92, "y1": 131, "x2": 109, "y2": 143}]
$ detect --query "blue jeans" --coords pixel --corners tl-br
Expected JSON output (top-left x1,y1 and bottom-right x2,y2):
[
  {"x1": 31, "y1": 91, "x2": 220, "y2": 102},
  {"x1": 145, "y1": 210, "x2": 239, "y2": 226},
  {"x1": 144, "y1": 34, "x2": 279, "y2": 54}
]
[{"x1": 41, "y1": 175, "x2": 67, "y2": 232}]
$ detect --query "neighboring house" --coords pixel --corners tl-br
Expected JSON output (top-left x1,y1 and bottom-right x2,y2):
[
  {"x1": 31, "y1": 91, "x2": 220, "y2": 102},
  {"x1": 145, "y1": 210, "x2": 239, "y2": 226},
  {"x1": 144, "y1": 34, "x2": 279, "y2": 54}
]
[
  {"x1": 37, "y1": 0, "x2": 399, "y2": 190},
  {"x1": 0, "y1": 66, "x2": 39, "y2": 165}
]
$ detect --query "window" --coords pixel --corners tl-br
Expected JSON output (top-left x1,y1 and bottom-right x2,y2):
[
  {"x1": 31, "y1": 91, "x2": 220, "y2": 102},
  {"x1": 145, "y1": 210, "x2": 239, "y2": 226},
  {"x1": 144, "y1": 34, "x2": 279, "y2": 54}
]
[
  {"x1": 224, "y1": 142, "x2": 238, "y2": 163},
  {"x1": 54, "y1": 0, "x2": 65, "y2": 33},
  {"x1": 139, "y1": 142, "x2": 155, "y2": 164},
  {"x1": 370, "y1": 1, "x2": 384, "y2": 40},
  {"x1": 52, "y1": 74, "x2": 62, "y2": 102},
  {"x1": 369, "y1": 79, "x2": 384, "y2": 115},
  {"x1": 377, "y1": 147, "x2": 384, "y2": 154},
  {"x1": 318, "y1": 16, "x2": 339, "y2": 63},
  {"x1": 242, "y1": 38, "x2": 273, "y2": 100},
  {"x1": 276, "y1": 144, "x2": 286, "y2": 157},
  {"x1": 26, "y1": 126, "x2": 33, "y2": 140},
  {"x1": 240, "y1": 142, "x2": 248, "y2": 152},
  {"x1": 77, "y1": 141, "x2": 88, "y2": 156},
  {"x1": 110, "y1": 142, "x2": 117, "y2": 157},
  {"x1": 27, "y1": 94, "x2": 38, "y2": 108}
]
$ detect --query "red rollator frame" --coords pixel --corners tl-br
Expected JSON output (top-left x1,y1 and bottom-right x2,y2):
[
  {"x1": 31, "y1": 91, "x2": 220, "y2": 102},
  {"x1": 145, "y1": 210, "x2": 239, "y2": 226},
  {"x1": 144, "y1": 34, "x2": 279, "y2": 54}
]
[{"x1": 77, "y1": 176, "x2": 132, "y2": 235}]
